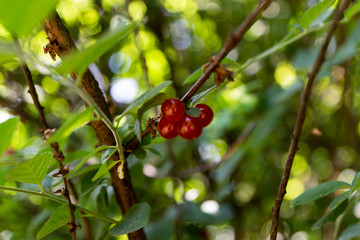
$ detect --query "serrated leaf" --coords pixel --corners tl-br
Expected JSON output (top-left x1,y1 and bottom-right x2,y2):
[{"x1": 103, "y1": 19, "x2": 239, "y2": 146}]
[
  {"x1": 132, "y1": 148, "x2": 146, "y2": 160},
  {"x1": 292, "y1": 181, "x2": 350, "y2": 207},
  {"x1": 312, "y1": 199, "x2": 348, "y2": 229},
  {"x1": 0, "y1": 0, "x2": 58, "y2": 36},
  {"x1": 56, "y1": 22, "x2": 135, "y2": 76},
  {"x1": 109, "y1": 202, "x2": 150, "y2": 236},
  {"x1": 339, "y1": 224, "x2": 360, "y2": 240},
  {"x1": 92, "y1": 160, "x2": 120, "y2": 181},
  {"x1": 186, "y1": 108, "x2": 201, "y2": 117},
  {"x1": 0, "y1": 117, "x2": 19, "y2": 156},
  {"x1": 345, "y1": 2, "x2": 360, "y2": 21},
  {"x1": 67, "y1": 145, "x2": 115, "y2": 179},
  {"x1": 47, "y1": 108, "x2": 96, "y2": 144},
  {"x1": 37, "y1": 204, "x2": 80, "y2": 239},
  {"x1": 115, "y1": 81, "x2": 172, "y2": 122},
  {"x1": 329, "y1": 191, "x2": 350, "y2": 211},
  {"x1": 299, "y1": 0, "x2": 335, "y2": 29},
  {"x1": 183, "y1": 67, "x2": 203, "y2": 85},
  {"x1": 6, "y1": 152, "x2": 53, "y2": 187}
]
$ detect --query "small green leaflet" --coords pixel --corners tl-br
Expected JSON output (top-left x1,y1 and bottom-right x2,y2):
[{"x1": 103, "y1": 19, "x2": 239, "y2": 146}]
[
  {"x1": 0, "y1": 117, "x2": 19, "y2": 156},
  {"x1": 350, "y1": 172, "x2": 360, "y2": 193},
  {"x1": 66, "y1": 145, "x2": 115, "y2": 179},
  {"x1": 92, "y1": 160, "x2": 120, "y2": 182},
  {"x1": 37, "y1": 204, "x2": 80, "y2": 239},
  {"x1": 114, "y1": 81, "x2": 172, "y2": 123},
  {"x1": 47, "y1": 107, "x2": 97, "y2": 144},
  {"x1": 328, "y1": 190, "x2": 350, "y2": 211},
  {"x1": 312, "y1": 199, "x2": 348, "y2": 229},
  {"x1": 92, "y1": 148, "x2": 118, "y2": 181},
  {"x1": 6, "y1": 152, "x2": 53, "y2": 188},
  {"x1": 291, "y1": 181, "x2": 350, "y2": 207},
  {"x1": 299, "y1": 0, "x2": 335, "y2": 29},
  {"x1": 338, "y1": 224, "x2": 360, "y2": 240},
  {"x1": 183, "y1": 67, "x2": 203, "y2": 85},
  {"x1": 345, "y1": 1, "x2": 360, "y2": 21},
  {"x1": 134, "y1": 92, "x2": 168, "y2": 141},
  {"x1": 0, "y1": 0, "x2": 58, "y2": 36},
  {"x1": 109, "y1": 202, "x2": 151, "y2": 236},
  {"x1": 56, "y1": 22, "x2": 135, "y2": 76},
  {"x1": 186, "y1": 108, "x2": 201, "y2": 117}
]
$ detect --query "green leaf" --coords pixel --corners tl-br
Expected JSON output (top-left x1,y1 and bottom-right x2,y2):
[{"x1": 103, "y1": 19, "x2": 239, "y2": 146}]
[
  {"x1": 186, "y1": 108, "x2": 201, "y2": 117},
  {"x1": 37, "y1": 204, "x2": 79, "y2": 239},
  {"x1": 6, "y1": 152, "x2": 53, "y2": 187},
  {"x1": 292, "y1": 181, "x2": 350, "y2": 207},
  {"x1": 134, "y1": 92, "x2": 168, "y2": 141},
  {"x1": 144, "y1": 147, "x2": 162, "y2": 157},
  {"x1": 183, "y1": 67, "x2": 203, "y2": 85},
  {"x1": 0, "y1": 117, "x2": 19, "y2": 156},
  {"x1": 115, "y1": 81, "x2": 172, "y2": 122},
  {"x1": 339, "y1": 224, "x2": 360, "y2": 240},
  {"x1": 350, "y1": 172, "x2": 360, "y2": 193},
  {"x1": 67, "y1": 145, "x2": 115, "y2": 179},
  {"x1": 312, "y1": 199, "x2": 348, "y2": 229},
  {"x1": 299, "y1": 0, "x2": 335, "y2": 29},
  {"x1": 47, "y1": 108, "x2": 97, "y2": 144},
  {"x1": 0, "y1": 0, "x2": 58, "y2": 36},
  {"x1": 109, "y1": 202, "x2": 151, "y2": 236},
  {"x1": 56, "y1": 22, "x2": 135, "y2": 76},
  {"x1": 345, "y1": 1, "x2": 360, "y2": 21},
  {"x1": 92, "y1": 160, "x2": 120, "y2": 182},
  {"x1": 132, "y1": 148, "x2": 146, "y2": 160},
  {"x1": 187, "y1": 86, "x2": 216, "y2": 107},
  {"x1": 100, "y1": 148, "x2": 117, "y2": 164},
  {"x1": 328, "y1": 191, "x2": 350, "y2": 211}
]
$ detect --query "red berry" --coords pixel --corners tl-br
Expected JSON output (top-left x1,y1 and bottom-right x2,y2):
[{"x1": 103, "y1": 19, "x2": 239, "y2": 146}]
[
  {"x1": 157, "y1": 117, "x2": 178, "y2": 139},
  {"x1": 161, "y1": 98, "x2": 185, "y2": 122},
  {"x1": 195, "y1": 104, "x2": 214, "y2": 127},
  {"x1": 177, "y1": 115, "x2": 202, "y2": 140}
]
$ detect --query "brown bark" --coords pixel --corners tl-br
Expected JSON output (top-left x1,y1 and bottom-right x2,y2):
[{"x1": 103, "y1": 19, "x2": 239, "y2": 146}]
[{"x1": 43, "y1": 12, "x2": 145, "y2": 239}]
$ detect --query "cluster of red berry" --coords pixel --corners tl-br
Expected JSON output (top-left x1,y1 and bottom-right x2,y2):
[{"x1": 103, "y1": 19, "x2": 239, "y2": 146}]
[{"x1": 157, "y1": 98, "x2": 214, "y2": 140}]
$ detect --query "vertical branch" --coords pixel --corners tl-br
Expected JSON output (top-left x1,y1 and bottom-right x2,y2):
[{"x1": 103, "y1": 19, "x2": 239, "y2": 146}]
[
  {"x1": 12, "y1": 35, "x2": 79, "y2": 240},
  {"x1": 270, "y1": 1, "x2": 350, "y2": 239},
  {"x1": 43, "y1": 12, "x2": 145, "y2": 239}
]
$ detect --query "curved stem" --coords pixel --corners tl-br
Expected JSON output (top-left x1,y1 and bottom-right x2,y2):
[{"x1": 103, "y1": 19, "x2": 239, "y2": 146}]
[{"x1": 0, "y1": 186, "x2": 117, "y2": 224}]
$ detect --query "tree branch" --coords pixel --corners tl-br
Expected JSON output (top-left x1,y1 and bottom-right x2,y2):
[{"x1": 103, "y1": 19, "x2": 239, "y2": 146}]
[
  {"x1": 270, "y1": 1, "x2": 351, "y2": 239},
  {"x1": 12, "y1": 35, "x2": 78, "y2": 240},
  {"x1": 43, "y1": 12, "x2": 145, "y2": 240},
  {"x1": 124, "y1": 0, "x2": 273, "y2": 153}
]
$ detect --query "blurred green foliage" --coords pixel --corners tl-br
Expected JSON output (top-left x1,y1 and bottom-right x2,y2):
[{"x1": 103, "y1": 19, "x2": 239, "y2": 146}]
[{"x1": 0, "y1": 0, "x2": 360, "y2": 239}]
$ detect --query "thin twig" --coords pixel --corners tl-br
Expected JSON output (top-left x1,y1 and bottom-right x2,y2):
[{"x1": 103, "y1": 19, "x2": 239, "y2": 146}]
[
  {"x1": 270, "y1": 1, "x2": 351, "y2": 239},
  {"x1": 181, "y1": 0, "x2": 272, "y2": 103},
  {"x1": 43, "y1": 12, "x2": 145, "y2": 240},
  {"x1": 124, "y1": 0, "x2": 273, "y2": 152},
  {"x1": 12, "y1": 35, "x2": 78, "y2": 240}
]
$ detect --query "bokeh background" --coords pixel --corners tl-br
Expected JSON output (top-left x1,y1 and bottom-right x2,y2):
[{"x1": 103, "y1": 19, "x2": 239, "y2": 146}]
[{"x1": 1, "y1": 0, "x2": 360, "y2": 239}]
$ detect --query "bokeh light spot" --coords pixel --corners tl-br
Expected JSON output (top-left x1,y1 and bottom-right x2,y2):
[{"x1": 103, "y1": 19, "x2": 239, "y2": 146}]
[
  {"x1": 201, "y1": 200, "x2": 219, "y2": 215},
  {"x1": 110, "y1": 78, "x2": 138, "y2": 104},
  {"x1": 284, "y1": 178, "x2": 304, "y2": 200},
  {"x1": 275, "y1": 62, "x2": 296, "y2": 88}
]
